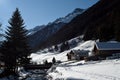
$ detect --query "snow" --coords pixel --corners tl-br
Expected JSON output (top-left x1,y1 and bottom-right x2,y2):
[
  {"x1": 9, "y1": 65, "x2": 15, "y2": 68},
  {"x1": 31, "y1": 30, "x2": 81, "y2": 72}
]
[
  {"x1": 96, "y1": 42, "x2": 120, "y2": 50},
  {"x1": 73, "y1": 40, "x2": 95, "y2": 56},
  {"x1": 54, "y1": 8, "x2": 85, "y2": 24},
  {"x1": 74, "y1": 40, "x2": 95, "y2": 51},
  {"x1": 47, "y1": 59, "x2": 120, "y2": 80},
  {"x1": 1, "y1": 40, "x2": 120, "y2": 80},
  {"x1": 27, "y1": 25, "x2": 46, "y2": 35},
  {"x1": 30, "y1": 40, "x2": 120, "y2": 80},
  {"x1": 30, "y1": 51, "x2": 69, "y2": 64},
  {"x1": 0, "y1": 67, "x2": 46, "y2": 80},
  {"x1": 30, "y1": 40, "x2": 95, "y2": 63}
]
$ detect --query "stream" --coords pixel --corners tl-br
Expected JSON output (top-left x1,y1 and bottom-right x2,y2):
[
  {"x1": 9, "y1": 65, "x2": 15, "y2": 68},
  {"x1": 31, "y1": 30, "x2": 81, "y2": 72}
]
[{"x1": 19, "y1": 69, "x2": 48, "y2": 80}]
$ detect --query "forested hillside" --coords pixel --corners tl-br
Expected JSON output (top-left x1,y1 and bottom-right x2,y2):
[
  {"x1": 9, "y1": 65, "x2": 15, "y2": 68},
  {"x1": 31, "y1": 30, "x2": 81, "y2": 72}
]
[{"x1": 38, "y1": 0, "x2": 120, "y2": 49}]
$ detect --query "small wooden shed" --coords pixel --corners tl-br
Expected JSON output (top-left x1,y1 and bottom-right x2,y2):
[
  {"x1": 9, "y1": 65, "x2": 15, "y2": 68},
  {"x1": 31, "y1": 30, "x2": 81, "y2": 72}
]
[{"x1": 93, "y1": 42, "x2": 120, "y2": 58}]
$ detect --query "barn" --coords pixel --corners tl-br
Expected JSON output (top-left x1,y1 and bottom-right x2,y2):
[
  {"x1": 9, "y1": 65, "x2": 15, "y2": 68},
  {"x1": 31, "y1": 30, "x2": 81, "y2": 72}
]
[{"x1": 93, "y1": 42, "x2": 120, "y2": 58}]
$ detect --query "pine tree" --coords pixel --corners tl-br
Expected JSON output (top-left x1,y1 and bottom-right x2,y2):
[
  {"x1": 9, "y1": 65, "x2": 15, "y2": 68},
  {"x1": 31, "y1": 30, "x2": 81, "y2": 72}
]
[
  {"x1": 44, "y1": 60, "x2": 48, "y2": 64},
  {"x1": 54, "y1": 45, "x2": 58, "y2": 51},
  {"x1": 65, "y1": 42, "x2": 70, "y2": 50},
  {"x1": 60, "y1": 42, "x2": 66, "y2": 52},
  {"x1": 0, "y1": 23, "x2": 2, "y2": 59},
  {"x1": 0, "y1": 23, "x2": 2, "y2": 30},
  {"x1": 52, "y1": 57, "x2": 56, "y2": 64},
  {"x1": 1, "y1": 8, "x2": 31, "y2": 72},
  {"x1": 60, "y1": 42, "x2": 70, "y2": 52},
  {"x1": 0, "y1": 23, "x2": 3, "y2": 38}
]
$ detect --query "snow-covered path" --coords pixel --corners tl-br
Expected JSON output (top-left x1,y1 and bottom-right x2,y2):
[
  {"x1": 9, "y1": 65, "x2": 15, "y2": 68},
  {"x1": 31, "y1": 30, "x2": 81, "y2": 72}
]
[{"x1": 47, "y1": 60, "x2": 120, "y2": 80}]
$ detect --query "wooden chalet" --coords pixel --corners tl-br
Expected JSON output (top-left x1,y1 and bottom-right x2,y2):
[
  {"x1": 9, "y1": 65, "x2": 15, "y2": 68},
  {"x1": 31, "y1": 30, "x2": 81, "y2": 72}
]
[
  {"x1": 93, "y1": 42, "x2": 120, "y2": 58},
  {"x1": 67, "y1": 50, "x2": 89, "y2": 60}
]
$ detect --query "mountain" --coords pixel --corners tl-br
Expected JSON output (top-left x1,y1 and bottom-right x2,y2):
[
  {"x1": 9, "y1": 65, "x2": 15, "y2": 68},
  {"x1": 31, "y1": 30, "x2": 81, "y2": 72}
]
[
  {"x1": 39, "y1": 0, "x2": 120, "y2": 49},
  {"x1": 28, "y1": 8, "x2": 84, "y2": 36},
  {"x1": 83, "y1": 0, "x2": 120, "y2": 41},
  {"x1": 27, "y1": 25, "x2": 46, "y2": 35},
  {"x1": 28, "y1": 8, "x2": 85, "y2": 51},
  {"x1": 53, "y1": 8, "x2": 85, "y2": 24},
  {"x1": 0, "y1": 33, "x2": 4, "y2": 46}
]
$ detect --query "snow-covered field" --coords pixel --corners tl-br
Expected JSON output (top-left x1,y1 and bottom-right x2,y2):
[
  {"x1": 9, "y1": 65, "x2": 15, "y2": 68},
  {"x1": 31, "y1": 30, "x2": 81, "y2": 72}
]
[
  {"x1": 47, "y1": 59, "x2": 120, "y2": 80},
  {"x1": 30, "y1": 40, "x2": 120, "y2": 80}
]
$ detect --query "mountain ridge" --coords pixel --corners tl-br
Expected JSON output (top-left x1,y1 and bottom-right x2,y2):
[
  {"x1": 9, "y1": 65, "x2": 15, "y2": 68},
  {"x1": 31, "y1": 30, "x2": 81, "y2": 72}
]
[
  {"x1": 28, "y1": 8, "x2": 85, "y2": 51},
  {"x1": 38, "y1": 0, "x2": 120, "y2": 49}
]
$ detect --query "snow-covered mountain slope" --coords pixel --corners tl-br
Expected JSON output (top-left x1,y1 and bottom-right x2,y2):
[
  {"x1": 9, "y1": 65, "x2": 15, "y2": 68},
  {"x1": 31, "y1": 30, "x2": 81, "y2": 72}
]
[
  {"x1": 54, "y1": 8, "x2": 85, "y2": 24},
  {"x1": 30, "y1": 40, "x2": 95, "y2": 63},
  {"x1": 27, "y1": 25, "x2": 46, "y2": 35},
  {"x1": 28, "y1": 8, "x2": 85, "y2": 50}
]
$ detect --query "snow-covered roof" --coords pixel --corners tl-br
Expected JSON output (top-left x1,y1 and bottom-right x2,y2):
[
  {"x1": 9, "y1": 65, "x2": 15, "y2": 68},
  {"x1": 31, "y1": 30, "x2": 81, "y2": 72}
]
[
  {"x1": 95, "y1": 42, "x2": 120, "y2": 50},
  {"x1": 69, "y1": 50, "x2": 89, "y2": 56}
]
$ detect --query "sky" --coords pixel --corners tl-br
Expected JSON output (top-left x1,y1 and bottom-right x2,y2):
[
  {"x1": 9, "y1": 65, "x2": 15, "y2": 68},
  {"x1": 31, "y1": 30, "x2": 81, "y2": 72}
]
[{"x1": 0, "y1": 0, "x2": 99, "y2": 30}]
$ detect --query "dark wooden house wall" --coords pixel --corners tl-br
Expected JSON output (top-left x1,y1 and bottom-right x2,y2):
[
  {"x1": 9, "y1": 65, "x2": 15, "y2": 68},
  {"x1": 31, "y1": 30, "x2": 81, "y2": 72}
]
[
  {"x1": 93, "y1": 45, "x2": 99, "y2": 55},
  {"x1": 98, "y1": 50, "x2": 120, "y2": 58},
  {"x1": 93, "y1": 45, "x2": 120, "y2": 58}
]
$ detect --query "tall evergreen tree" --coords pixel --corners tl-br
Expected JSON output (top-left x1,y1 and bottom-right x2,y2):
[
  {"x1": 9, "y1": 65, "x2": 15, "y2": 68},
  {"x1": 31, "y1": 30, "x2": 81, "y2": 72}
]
[
  {"x1": 1, "y1": 8, "x2": 31, "y2": 72},
  {"x1": 0, "y1": 23, "x2": 3, "y2": 62},
  {"x1": 60, "y1": 41, "x2": 70, "y2": 52},
  {"x1": 54, "y1": 45, "x2": 58, "y2": 51},
  {"x1": 0, "y1": 23, "x2": 2, "y2": 38},
  {"x1": 52, "y1": 57, "x2": 56, "y2": 64}
]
